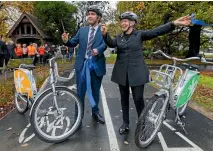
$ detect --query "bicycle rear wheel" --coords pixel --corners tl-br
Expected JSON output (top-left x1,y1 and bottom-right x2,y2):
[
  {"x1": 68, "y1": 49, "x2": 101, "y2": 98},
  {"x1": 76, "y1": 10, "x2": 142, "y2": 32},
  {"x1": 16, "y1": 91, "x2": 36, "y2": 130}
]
[
  {"x1": 30, "y1": 86, "x2": 82, "y2": 143},
  {"x1": 135, "y1": 94, "x2": 166, "y2": 148},
  {"x1": 14, "y1": 90, "x2": 28, "y2": 114}
]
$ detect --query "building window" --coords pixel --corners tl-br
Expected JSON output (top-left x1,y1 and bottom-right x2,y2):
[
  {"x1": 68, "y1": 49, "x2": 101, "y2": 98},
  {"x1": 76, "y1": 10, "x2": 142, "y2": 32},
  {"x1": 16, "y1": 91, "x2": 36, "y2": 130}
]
[
  {"x1": 27, "y1": 25, "x2": 31, "y2": 34},
  {"x1": 32, "y1": 27, "x2": 36, "y2": 34},
  {"x1": 16, "y1": 29, "x2": 19, "y2": 35},
  {"x1": 21, "y1": 26, "x2": 25, "y2": 34}
]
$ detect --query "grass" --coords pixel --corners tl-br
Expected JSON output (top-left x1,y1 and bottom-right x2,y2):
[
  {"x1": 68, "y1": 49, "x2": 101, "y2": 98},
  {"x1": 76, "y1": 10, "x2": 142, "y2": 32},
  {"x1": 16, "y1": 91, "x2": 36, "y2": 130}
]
[
  {"x1": 192, "y1": 72, "x2": 213, "y2": 111},
  {"x1": 198, "y1": 75, "x2": 213, "y2": 89},
  {"x1": 105, "y1": 54, "x2": 210, "y2": 65}
]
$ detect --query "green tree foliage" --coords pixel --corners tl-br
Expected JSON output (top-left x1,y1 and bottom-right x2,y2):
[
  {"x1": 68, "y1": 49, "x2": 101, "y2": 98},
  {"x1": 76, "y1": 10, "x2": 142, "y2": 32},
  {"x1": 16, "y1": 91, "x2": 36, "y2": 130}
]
[
  {"x1": 116, "y1": 1, "x2": 213, "y2": 55},
  {"x1": 33, "y1": 1, "x2": 77, "y2": 44}
]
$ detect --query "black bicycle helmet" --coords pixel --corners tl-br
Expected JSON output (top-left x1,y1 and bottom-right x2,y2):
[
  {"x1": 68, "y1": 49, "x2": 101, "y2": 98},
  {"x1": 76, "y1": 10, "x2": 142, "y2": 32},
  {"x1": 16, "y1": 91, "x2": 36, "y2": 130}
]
[
  {"x1": 87, "y1": 5, "x2": 102, "y2": 17},
  {"x1": 119, "y1": 11, "x2": 138, "y2": 23}
]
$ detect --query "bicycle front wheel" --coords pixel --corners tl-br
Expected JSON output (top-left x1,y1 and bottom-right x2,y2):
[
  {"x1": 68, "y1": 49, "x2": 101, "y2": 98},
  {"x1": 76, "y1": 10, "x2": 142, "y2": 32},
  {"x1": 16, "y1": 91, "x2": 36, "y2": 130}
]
[
  {"x1": 135, "y1": 94, "x2": 166, "y2": 148},
  {"x1": 30, "y1": 86, "x2": 82, "y2": 143}
]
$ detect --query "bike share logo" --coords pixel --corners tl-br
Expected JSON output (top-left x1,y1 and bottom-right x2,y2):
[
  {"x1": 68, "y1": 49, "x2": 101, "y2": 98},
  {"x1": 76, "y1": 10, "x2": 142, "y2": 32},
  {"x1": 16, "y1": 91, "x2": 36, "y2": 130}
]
[
  {"x1": 14, "y1": 70, "x2": 32, "y2": 96},
  {"x1": 19, "y1": 107, "x2": 71, "y2": 144},
  {"x1": 181, "y1": 78, "x2": 198, "y2": 99},
  {"x1": 15, "y1": 72, "x2": 25, "y2": 92}
]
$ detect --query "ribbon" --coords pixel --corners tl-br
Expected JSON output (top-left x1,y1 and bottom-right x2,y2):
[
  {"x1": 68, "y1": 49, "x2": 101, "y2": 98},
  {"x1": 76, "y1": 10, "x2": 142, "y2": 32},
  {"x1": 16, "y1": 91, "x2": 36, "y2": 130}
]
[
  {"x1": 80, "y1": 51, "x2": 98, "y2": 108},
  {"x1": 191, "y1": 13, "x2": 213, "y2": 26}
]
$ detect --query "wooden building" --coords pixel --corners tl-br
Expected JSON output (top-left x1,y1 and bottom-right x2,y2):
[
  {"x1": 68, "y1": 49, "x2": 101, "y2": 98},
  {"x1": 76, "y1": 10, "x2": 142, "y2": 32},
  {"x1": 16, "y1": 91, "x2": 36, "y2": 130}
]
[{"x1": 6, "y1": 12, "x2": 53, "y2": 45}]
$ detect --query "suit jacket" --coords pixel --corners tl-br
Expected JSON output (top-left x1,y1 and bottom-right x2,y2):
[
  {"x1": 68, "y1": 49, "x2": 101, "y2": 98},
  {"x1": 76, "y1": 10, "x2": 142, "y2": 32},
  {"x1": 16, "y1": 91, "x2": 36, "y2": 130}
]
[
  {"x1": 66, "y1": 26, "x2": 107, "y2": 77},
  {"x1": 103, "y1": 22, "x2": 175, "y2": 86}
]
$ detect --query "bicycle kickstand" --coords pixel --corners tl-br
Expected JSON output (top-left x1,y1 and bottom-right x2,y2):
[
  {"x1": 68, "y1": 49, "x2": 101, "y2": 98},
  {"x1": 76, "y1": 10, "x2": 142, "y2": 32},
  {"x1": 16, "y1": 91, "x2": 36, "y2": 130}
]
[{"x1": 175, "y1": 114, "x2": 188, "y2": 135}]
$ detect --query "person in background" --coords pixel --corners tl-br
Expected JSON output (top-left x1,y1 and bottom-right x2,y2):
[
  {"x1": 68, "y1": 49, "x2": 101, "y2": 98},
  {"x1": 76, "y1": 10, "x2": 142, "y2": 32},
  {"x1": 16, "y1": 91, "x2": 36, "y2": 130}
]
[
  {"x1": 0, "y1": 35, "x2": 7, "y2": 69},
  {"x1": 14, "y1": 43, "x2": 23, "y2": 58},
  {"x1": 61, "y1": 45, "x2": 67, "y2": 60},
  {"x1": 27, "y1": 42, "x2": 36, "y2": 58},
  {"x1": 43, "y1": 43, "x2": 50, "y2": 65},
  {"x1": 7, "y1": 41, "x2": 16, "y2": 59},
  {"x1": 68, "y1": 46, "x2": 74, "y2": 62},
  {"x1": 38, "y1": 45, "x2": 45, "y2": 64},
  {"x1": 33, "y1": 43, "x2": 38, "y2": 53},
  {"x1": 22, "y1": 44, "x2": 28, "y2": 58},
  {"x1": 49, "y1": 45, "x2": 56, "y2": 56}
]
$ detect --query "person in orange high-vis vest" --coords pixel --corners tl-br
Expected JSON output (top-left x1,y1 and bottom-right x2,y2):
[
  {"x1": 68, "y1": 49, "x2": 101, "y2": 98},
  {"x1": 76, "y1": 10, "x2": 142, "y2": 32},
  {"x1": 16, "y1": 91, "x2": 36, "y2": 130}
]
[
  {"x1": 38, "y1": 45, "x2": 45, "y2": 64},
  {"x1": 27, "y1": 43, "x2": 36, "y2": 58},
  {"x1": 14, "y1": 44, "x2": 23, "y2": 58}
]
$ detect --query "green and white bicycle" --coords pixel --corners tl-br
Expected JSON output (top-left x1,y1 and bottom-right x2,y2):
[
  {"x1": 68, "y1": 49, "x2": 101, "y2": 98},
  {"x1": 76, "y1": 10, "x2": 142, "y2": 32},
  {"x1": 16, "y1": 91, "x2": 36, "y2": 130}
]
[{"x1": 135, "y1": 50, "x2": 213, "y2": 148}]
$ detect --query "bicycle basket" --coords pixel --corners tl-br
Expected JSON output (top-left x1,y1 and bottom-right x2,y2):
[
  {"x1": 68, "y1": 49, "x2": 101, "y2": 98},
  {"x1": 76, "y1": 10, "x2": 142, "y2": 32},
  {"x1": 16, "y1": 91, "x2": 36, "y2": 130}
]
[{"x1": 150, "y1": 64, "x2": 182, "y2": 89}]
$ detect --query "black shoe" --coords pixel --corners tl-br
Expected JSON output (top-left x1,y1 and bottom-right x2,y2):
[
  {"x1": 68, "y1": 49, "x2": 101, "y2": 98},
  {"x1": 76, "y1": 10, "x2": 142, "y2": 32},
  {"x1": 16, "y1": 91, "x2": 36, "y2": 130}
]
[
  {"x1": 119, "y1": 123, "x2": 129, "y2": 135},
  {"x1": 92, "y1": 113, "x2": 105, "y2": 124}
]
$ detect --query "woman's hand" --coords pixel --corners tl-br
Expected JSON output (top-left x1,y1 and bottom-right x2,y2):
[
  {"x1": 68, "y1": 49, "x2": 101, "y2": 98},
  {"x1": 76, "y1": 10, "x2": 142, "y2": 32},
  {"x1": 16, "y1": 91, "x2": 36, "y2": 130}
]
[
  {"x1": 101, "y1": 24, "x2": 108, "y2": 35},
  {"x1": 173, "y1": 15, "x2": 191, "y2": 27}
]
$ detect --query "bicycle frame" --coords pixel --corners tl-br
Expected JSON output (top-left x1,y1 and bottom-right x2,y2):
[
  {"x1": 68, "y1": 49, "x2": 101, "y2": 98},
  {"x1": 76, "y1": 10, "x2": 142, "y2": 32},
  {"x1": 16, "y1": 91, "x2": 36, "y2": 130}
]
[{"x1": 29, "y1": 56, "x2": 76, "y2": 117}]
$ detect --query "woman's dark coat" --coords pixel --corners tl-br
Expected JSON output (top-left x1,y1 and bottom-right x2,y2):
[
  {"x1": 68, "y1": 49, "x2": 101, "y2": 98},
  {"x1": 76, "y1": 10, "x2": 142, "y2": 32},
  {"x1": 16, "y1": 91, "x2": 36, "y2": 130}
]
[{"x1": 103, "y1": 22, "x2": 175, "y2": 86}]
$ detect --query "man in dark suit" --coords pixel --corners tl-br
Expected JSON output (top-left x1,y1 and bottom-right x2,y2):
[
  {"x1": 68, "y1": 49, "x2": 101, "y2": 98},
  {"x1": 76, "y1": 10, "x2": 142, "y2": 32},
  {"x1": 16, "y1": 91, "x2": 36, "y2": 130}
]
[{"x1": 62, "y1": 5, "x2": 107, "y2": 125}]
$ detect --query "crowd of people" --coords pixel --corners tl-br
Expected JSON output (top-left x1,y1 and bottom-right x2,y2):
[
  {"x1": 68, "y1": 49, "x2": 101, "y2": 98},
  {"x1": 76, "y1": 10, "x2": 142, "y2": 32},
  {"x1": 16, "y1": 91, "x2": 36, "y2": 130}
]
[
  {"x1": 0, "y1": 35, "x2": 75, "y2": 70},
  {"x1": 13, "y1": 43, "x2": 57, "y2": 65}
]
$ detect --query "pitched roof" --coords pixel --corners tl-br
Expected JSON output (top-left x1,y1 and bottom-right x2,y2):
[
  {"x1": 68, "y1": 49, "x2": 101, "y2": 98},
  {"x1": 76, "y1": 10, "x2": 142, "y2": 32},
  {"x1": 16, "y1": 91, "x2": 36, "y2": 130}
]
[{"x1": 6, "y1": 12, "x2": 52, "y2": 39}]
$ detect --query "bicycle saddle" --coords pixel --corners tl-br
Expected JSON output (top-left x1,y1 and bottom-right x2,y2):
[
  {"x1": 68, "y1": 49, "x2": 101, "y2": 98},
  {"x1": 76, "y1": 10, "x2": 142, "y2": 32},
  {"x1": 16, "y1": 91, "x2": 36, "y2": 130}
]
[{"x1": 20, "y1": 64, "x2": 36, "y2": 70}]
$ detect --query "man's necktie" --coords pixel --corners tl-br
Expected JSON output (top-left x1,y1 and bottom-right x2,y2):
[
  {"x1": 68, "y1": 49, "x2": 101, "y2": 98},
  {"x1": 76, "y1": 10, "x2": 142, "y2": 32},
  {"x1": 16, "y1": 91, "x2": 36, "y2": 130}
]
[{"x1": 86, "y1": 28, "x2": 95, "y2": 57}]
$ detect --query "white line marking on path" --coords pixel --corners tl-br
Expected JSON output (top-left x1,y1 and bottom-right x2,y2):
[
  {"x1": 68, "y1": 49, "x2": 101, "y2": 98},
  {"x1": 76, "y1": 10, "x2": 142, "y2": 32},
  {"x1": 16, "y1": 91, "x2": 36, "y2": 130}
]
[
  {"x1": 176, "y1": 132, "x2": 203, "y2": 150},
  {"x1": 158, "y1": 121, "x2": 203, "y2": 151},
  {"x1": 163, "y1": 121, "x2": 176, "y2": 131},
  {"x1": 100, "y1": 85, "x2": 120, "y2": 151}
]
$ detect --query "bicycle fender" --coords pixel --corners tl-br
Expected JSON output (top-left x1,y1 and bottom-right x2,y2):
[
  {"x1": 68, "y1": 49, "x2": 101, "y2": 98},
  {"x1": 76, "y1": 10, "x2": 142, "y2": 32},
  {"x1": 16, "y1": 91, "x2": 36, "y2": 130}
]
[{"x1": 154, "y1": 90, "x2": 167, "y2": 97}]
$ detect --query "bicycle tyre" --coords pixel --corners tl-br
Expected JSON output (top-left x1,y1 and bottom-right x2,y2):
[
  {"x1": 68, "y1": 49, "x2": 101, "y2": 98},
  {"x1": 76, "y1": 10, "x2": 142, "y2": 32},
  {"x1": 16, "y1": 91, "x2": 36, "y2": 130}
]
[
  {"x1": 135, "y1": 94, "x2": 166, "y2": 148},
  {"x1": 14, "y1": 90, "x2": 28, "y2": 114},
  {"x1": 30, "y1": 86, "x2": 82, "y2": 143}
]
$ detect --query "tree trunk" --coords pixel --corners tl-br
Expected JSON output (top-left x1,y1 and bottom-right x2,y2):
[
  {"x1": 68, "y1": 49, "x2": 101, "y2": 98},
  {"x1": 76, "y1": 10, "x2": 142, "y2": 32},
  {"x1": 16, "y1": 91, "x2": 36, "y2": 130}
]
[{"x1": 186, "y1": 25, "x2": 202, "y2": 58}]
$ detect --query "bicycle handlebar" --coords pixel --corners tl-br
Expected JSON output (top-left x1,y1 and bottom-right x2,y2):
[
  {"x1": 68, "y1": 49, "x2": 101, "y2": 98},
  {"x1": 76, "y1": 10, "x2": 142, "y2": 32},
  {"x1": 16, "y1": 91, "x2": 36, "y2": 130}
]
[
  {"x1": 49, "y1": 52, "x2": 60, "y2": 67},
  {"x1": 152, "y1": 50, "x2": 200, "y2": 62},
  {"x1": 152, "y1": 50, "x2": 213, "y2": 65}
]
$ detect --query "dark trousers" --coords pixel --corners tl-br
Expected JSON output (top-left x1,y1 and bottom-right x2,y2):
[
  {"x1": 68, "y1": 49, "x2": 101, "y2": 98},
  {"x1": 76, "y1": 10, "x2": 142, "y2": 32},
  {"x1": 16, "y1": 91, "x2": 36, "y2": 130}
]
[
  {"x1": 32, "y1": 55, "x2": 39, "y2": 66},
  {"x1": 0, "y1": 54, "x2": 5, "y2": 67},
  {"x1": 119, "y1": 75, "x2": 145, "y2": 124},
  {"x1": 39, "y1": 55, "x2": 44, "y2": 63},
  {"x1": 23, "y1": 54, "x2": 28, "y2": 58},
  {"x1": 16, "y1": 56, "x2": 22, "y2": 59},
  {"x1": 75, "y1": 69, "x2": 103, "y2": 119}
]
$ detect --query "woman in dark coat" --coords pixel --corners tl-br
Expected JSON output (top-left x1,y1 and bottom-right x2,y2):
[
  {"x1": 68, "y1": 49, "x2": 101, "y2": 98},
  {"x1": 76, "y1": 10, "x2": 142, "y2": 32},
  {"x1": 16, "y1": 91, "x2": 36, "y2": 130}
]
[{"x1": 101, "y1": 12, "x2": 191, "y2": 134}]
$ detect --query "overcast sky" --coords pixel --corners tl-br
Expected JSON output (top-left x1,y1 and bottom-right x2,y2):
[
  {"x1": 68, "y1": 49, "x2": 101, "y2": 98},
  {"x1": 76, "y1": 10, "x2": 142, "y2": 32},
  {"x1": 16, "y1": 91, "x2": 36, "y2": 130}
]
[{"x1": 109, "y1": 0, "x2": 118, "y2": 9}]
